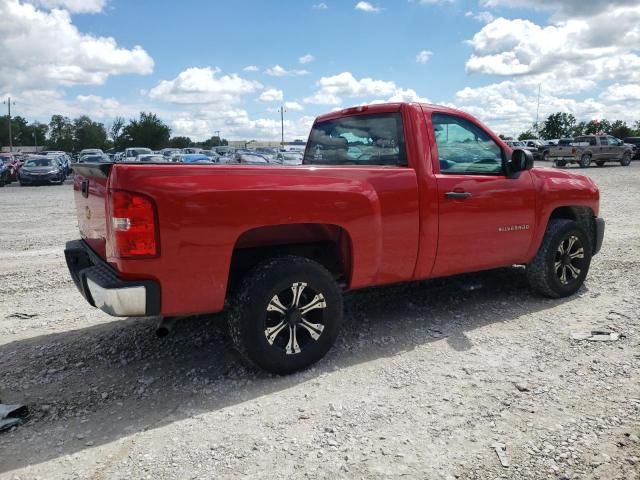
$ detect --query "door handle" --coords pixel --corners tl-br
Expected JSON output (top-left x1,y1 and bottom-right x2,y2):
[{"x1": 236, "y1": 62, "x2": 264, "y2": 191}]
[
  {"x1": 445, "y1": 191, "x2": 472, "y2": 200},
  {"x1": 81, "y1": 180, "x2": 89, "y2": 198}
]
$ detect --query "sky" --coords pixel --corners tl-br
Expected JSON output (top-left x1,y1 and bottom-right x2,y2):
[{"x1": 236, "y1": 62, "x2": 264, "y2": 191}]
[{"x1": 0, "y1": 0, "x2": 639, "y2": 141}]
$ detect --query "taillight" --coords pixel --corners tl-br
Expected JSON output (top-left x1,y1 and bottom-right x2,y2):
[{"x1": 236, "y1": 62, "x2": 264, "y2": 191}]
[{"x1": 109, "y1": 190, "x2": 158, "y2": 258}]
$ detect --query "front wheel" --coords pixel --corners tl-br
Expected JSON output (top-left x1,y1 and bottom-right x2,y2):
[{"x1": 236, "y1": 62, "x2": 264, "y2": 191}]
[
  {"x1": 527, "y1": 219, "x2": 592, "y2": 298},
  {"x1": 621, "y1": 152, "x2": 631, "y2": 166},
  {"x1": 579, "y1": 154, "x2": 591, "y2": 168},
  {"x1": 228, "y1": 256, "x2": 343, "y2": 374}
]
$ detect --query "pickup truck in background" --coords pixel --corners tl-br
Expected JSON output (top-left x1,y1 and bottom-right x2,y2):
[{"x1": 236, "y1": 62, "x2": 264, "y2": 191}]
[
  {"x1": 65, "y1": 102, "x2": 605, "y2": 374},
  {"x1": 549, "y1": 135, "x2": 633, "y2": 168}
]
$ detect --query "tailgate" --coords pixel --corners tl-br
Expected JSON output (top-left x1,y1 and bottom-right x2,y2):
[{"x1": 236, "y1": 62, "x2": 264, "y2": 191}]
[{"x1": 72, "y1": 163, "x2": 113, "y2": 260}]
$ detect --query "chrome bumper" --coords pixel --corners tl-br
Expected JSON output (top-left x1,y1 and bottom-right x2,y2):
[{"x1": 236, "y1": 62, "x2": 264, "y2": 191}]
[{"x1": 65, "y1": 240, "x2": 160, "y2": 317}]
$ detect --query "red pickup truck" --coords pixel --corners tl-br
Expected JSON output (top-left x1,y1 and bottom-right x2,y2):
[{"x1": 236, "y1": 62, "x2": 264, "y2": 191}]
[{"x1": 65, "y1": 103, "x2": 604, "y2": 373}]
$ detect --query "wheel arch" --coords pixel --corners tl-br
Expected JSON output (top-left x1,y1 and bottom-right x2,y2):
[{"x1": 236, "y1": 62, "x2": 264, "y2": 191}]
[{"x1": 226, "y1": 223, "x2": 353, "y2": 298}]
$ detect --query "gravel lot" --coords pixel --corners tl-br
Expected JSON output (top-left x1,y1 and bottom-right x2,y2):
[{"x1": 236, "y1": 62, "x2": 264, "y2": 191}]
[{"x1": 0, "y1": 164, "x2": 639, "y2": 480}]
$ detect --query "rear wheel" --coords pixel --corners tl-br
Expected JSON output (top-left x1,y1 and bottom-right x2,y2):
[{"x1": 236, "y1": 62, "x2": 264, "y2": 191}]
[
  {"x1": 579, "y1": 154, "x2": 591, "y2": 168},
  {"x1": 621, "y1": 152, "x2": 631, "y2": 166},
  {"x1": 527, "y1": 219, "x2": 592, "y2": 298},
  {"x1": 228, "y1": 256, "x2": 343, "y2": 374}
]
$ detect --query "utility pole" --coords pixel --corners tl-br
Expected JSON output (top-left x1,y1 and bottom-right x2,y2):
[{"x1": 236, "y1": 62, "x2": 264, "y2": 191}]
[
  {"x1": 279, "y1": 105, "x2": 286, "y2": 147},
  {"x1": 535, "y1": 83, "x2": 541, "y2": 137},
  {"x1": 3, "y1": 97, "x2": 15, "y2": 152}
]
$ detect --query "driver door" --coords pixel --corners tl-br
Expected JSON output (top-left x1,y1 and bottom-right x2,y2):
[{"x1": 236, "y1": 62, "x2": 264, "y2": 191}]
[{"x1": 429, "y1": 113, "x2": 537, "y2": 277}]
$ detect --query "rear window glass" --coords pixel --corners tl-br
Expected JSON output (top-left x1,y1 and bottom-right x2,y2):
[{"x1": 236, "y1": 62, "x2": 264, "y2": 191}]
[
  {"x1": 575, "y1": 136, "x2": 597, "y2": 146},
  {"x1": 304, "y1": 113, "x2": 407, "y2": 166}
]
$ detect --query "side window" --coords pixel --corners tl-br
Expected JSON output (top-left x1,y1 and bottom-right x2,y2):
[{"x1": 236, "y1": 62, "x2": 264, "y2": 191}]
[
  {"x1": 600, "y1": 137, "x2": 609, "y2": 146},
  {"x1": 304, "y1": 113, "x2": 406, "y2": 166},
  {"x1": 432, "y1": 113, "x2": 503, "y2": 174}
]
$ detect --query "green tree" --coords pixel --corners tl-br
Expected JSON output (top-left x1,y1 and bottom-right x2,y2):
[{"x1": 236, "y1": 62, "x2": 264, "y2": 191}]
[
  {"x1": 123, "y1": 112, "x2": 171, "y2": 150},
  {"x1": 518, "y1": 130, "x2": 538, "y2": 141},
  {"x1": 23, "y1": 121, "x2": 49, "y2": 148},
  {"x1": 73, "y1": 115, "x2": 108, "y2": 151},
  {"x1": 47, "y1": 115, "x2": 75, "y2": 152},
  {"x1": 109, "y1": 116, "x2": 126, "y2": 151},
  {"x1": 169, "y1": 136, "x2": 193, "y2": 148},
  {"x1": 539, "y1": 112, "x2": 576, "y2": 140},
  {"x1": 584, "y1": 119, "x2": 611, "y2": 135},
  {"x1": 198, "y1": 135, "x2": 228, "y2": 148},
  {"x1": 609, "y1": 120, "x2": 633, "y2": 139},
  {"x1": 0, "y1": 115, "x2": 29, "y2": 147},
  {"x1": 573, "y1": 121, "x2": 587, "y2": 136}
]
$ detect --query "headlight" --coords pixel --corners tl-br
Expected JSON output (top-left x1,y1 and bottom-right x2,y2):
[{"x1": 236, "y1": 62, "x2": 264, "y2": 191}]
[{"x1": 48, "y1": 170, "x2": 59, "y2": 174}]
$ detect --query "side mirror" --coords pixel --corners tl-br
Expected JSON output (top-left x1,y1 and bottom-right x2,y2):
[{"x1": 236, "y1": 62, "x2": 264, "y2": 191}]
[{"x1": 508, "y1": 148, "x2": 534, "y2": 175}]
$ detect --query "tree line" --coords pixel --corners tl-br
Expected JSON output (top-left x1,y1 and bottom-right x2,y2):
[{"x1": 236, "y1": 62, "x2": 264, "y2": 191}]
[
  {"x1": 0, "y1": 112, "x2": 228, "y2": 152},
  {"x1": 512, "y1": 113, "x2": 640, "y2": 141}
]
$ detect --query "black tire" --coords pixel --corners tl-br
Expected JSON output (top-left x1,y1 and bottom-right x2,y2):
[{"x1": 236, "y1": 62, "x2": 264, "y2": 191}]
[
  {"x1": 621, "y1": 152, "x2": 631, "y2": 166},
  {"x1": 555, "y1": 160, "x2": 567, "y2": 167},
  {"x1": 596, "y1": 161, "x2": 605, "y2": 167},
  {"x1": 228, "y1": 256, "x2": 343, "y2": 374},
  {"x1": 527, "y1": 219, "x2": 592, "y2": 298},
  {"x1": 542, "y1": 151, "x2": 550, "y2": 162},
  {"x1": 579, "y1": 154, "x2": 591, "y2": 168}
]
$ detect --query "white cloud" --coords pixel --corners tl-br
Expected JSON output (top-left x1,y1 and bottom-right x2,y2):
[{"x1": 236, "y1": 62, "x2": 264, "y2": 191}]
[
  {"x1": 170, "y1": 109, "x2": 314, "y2": 141},
  {"x1": 28, "y1": 0, "x2": 106, "y2": 13},
  {"x1": 600, "y1": 83, "x2": 640, "y2": 102},
  {"x1": 299, "y1": 53, "x2": 315, "y2": 64},
  {"x1": 312, "y1": 2, "x2": 328, "y2": 9},
  {"x1": 465, "y1": 10, "x2": 640, "y2": 85},
  {"x1": 465, "y1": 10, "x2": 495, "y2": 23},
  {"x1": 304, "y1": 71, "x2": 430, "y2": 106},
  {"x1": 265, "y1": 65, "x2": 310, "y2": 77},
  {"x1": 0, "y1": 0, "x2": 154, "y2": 93},
  {"x1": 148, "y1": 67, "x2": 262, "y2": 105},
  {"x1": 355, "y1": 1, "x2": 381, "y2": 13},
  {"x1": 284, "y1": 101, "x2": 304, "y2": 111},
  {"x1": 415, "y1": 50, "x2": 432, "y2": 64},
  {"x1": 243, "y1": 65, "x2": 259, "y2": 72},
  {"x1": 258, "y1": 88, "x2": 284, "y2": 102},
  {"x1": 481, "y1": 0, "x2": 639, "y2": 18},
  {"x1": 409, "y1": 0, "x2": 454, "y2": 5}
]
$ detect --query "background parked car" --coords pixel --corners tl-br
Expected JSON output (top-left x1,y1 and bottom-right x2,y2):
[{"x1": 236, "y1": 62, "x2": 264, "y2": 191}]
[
  {"x1": 18, "y1": 156, "x2": 66, "y2": 185},
  {"x1": 0, "y1": 153, "x2": 22, "y2": 182},
  {"x1": 275, "y1": 151, "x2": 303, "y2": 165},
  {"x1": 135, "y1": 154, "x2": 167, "y2": 162},
  {"x1": 124, "y1": 147, "x2": 152, "y2": 160},
  {"x1": 176, "y1": 153, "x2": 213, "y2": 163},
  {"x1": 0, "y1": 159, "x2": 10, "y2": 186},
  {"x1": 623, "y1": 137, "x2": 640, "y2": 159},
  {"x1": 79, "y1": 154, "x2": 110, "y2": 163},
  {"x1": 229, "y1": 152, "x2": 271, "y2": 165}
]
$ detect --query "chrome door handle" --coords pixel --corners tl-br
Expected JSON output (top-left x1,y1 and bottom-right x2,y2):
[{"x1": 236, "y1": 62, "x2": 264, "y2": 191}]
[{"x1": 445, "y1": 191, "x2": 472, "y2": 200}]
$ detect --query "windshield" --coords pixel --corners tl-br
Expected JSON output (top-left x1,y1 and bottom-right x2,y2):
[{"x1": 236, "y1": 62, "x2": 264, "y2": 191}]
[{"x1": 24, "y1": 158, "x2": 54, "y2": 167}]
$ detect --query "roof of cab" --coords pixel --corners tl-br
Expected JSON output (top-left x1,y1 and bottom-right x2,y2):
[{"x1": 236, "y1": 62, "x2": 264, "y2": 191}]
[{"x1": 313, "y1": 102, "x2": 474, "y2": 123}]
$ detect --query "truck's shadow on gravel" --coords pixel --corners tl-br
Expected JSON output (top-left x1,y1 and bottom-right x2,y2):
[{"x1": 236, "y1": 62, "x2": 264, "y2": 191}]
[{"x1": 0, "y1": 267, "x2": 577, "y2": 473}]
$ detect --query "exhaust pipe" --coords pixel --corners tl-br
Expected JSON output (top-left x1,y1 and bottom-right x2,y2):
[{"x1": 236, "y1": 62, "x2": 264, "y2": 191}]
[{"x1": 156, "y1": 317, "x2": 179, "y2": 338}]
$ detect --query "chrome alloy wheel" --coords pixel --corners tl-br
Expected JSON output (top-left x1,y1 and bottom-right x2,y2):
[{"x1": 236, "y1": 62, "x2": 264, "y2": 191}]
[
  {"x1": 264, "y1": 282, "x2": 327, "y2": 355},
  {"x1": 554, "y1": 235, "x2": 585, "y2": 285}
]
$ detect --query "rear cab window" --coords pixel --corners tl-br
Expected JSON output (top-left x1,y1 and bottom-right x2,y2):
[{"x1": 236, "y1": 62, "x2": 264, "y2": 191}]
[{"x1": 304, "y1": 113, "x2": 407, "y2": 166}]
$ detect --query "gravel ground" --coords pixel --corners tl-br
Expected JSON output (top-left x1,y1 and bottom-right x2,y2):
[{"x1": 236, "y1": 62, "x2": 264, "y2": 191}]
[{"x1": 0, "y1": 164, "x2": 638, "y2": 480}]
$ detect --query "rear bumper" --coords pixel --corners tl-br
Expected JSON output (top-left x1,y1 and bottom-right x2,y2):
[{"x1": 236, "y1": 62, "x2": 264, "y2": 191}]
[
  {"x1": 64, "y1": 240, "x2": 160, "y2": 317},
  {"x1": 593, "y1": 217, "x2": 605, "y2": 255}
]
